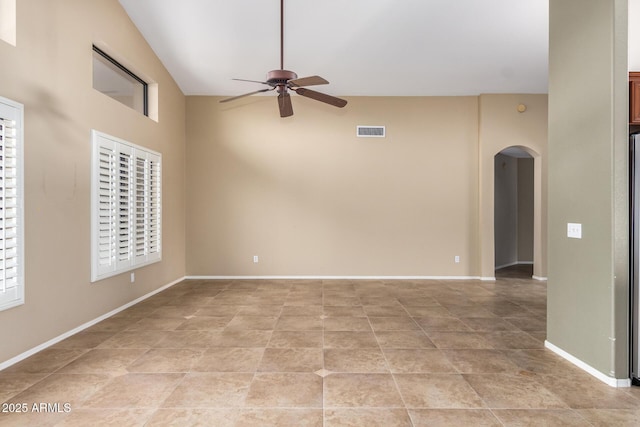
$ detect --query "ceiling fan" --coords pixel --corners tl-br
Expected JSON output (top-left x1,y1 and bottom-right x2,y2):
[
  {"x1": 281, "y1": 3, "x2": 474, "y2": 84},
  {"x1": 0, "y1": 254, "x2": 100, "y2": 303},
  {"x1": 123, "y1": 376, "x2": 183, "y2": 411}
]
[{"x1": 219, "y1": 0, "x2": 347, "y2": 117}]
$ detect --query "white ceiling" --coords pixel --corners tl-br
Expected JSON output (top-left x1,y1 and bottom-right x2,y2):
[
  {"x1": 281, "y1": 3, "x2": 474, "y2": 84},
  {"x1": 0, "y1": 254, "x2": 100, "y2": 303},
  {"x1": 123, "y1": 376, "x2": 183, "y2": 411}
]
[{"x1": 118, "y1": 0, "x2": 548, "y2": 97}]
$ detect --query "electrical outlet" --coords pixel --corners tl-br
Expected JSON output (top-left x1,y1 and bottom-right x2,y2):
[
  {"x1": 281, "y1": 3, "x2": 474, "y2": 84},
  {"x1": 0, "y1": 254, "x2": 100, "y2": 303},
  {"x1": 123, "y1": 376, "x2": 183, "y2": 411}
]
[
  {"x1": 130, "y1": 272, "x2": 135, "y2": 283},
  {"x1": 253, "y1": 255, "x2": 259, "y2": 263},
  {"x1": 454, "y1": 256, "x2": 460, "y2": 263}
]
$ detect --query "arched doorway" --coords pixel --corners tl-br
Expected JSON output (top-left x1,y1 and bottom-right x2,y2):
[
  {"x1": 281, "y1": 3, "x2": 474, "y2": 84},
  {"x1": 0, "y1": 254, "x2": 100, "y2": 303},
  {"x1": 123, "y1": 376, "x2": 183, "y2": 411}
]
[{"x1": 494, "y1": 147, "x2": 534, "y2": 277}]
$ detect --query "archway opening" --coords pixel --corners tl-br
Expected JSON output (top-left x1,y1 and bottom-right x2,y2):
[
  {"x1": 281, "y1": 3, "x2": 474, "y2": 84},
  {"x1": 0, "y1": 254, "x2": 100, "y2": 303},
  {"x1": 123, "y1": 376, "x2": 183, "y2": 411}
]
[{"x1": 494, "y1": 146, "x2": 534, "y2": 278}]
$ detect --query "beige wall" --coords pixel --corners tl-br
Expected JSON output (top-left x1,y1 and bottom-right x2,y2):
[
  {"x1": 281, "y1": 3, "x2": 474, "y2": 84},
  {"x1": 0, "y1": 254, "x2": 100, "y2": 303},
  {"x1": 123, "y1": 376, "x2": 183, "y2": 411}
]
[
  {"x1": 187, "y1": 96, "x2": 480, "y2": 276},
  {"x1": 478, "y1": 94, "x2": 548, "y2": 279},
  {"x1": 186, "y1": 94, "x2": 547, "y2": 278},
  {"x1": 0, "y1": 0, "x2": 186, "y2": 363},
  {"x1": 548, "y1": 0, "x2": 628, "y2": 379}
]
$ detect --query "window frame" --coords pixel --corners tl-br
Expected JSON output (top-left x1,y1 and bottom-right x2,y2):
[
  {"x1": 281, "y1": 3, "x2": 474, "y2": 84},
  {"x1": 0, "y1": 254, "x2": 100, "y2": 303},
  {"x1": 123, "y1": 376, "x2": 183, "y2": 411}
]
[
  {"x1": 92, "y1": 45, "x2": 149, "y2": 117},
  {"x1": 0, "y1": 95, "x2": 24, "y2": 311},
  {"x1": 90, "y1": 130, "x2": 161, "y2": 282}
]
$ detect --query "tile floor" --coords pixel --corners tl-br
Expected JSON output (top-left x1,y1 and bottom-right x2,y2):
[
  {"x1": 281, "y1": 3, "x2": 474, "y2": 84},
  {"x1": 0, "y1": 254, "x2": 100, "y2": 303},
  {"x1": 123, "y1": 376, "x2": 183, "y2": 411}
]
[{"x1": 2, "y1": 268, "x2": 640, "y2": 426}]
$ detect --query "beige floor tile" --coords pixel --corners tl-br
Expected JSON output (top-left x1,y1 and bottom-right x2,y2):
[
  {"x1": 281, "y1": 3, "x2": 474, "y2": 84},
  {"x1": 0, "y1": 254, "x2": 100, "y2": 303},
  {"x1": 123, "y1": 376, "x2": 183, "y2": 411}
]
[
  {"x1": 7, "y1": 373, "x2": 112, "y2": 408},
  {"x1": 194, "y1": 306, "x2": 241, "y2": 317},
  {"x1": 153, "y1": 331, "x2": 214, "y2": 348},
  {"x1": 374, "y1": 331, "x2": 435, "y2": 349},
  {"x1": 427, "y1": 332, "x2": 493, "y2": 349},
  {"x1": 577, "y1": 409, "x2": 640, "y2": 427},
  {"x1": 534, "y1": 374, "x2": 640, "y2": 409},
  {"x1": 54, "y1": 408, "x2": 155, "y2": 427},
  {"x1": 323, "y1": 297, "x2": 361, "y2": 306},
  {"x1": 0, "y1": 373, "x2": 48, "y2": 401},
  {"x1": 148, "y1": 306, "x2": 200, "y2": 319},
  {"x1": 505, "y1": 316, "x2": 546, "y2": 331},
  {"x1": 460, "y1": 317, "x2": 520, "y2": 332},
  {"x1": 368, "y1": 317, "x2": 420, "y2": 331},
  {"x1": 362, "y1": 305, "x2": 409, "y2": 317},
  {"x1": 211, "y1": 329, "x2": 272, "y2": 347},
  {"x1": 443, "y1": 349, "x2": 520, "y2": 374},
  {"x1": 5, "y1": 274, "x2": 636, "y2": 424},
  {"x1": 244, "y1": 373, "x2": 322, "y2": 407},
  {"x1": 324, "y1": 317, "x2": 372, "y2": 332},
  {"x1": 324, "y1": 408, "x2": 412, "y2": 427},
  {"x1": 414, "y1": 317, "x2": 472, "y2": 332},
  {"x1": 96, "y1": 331, "x2": 169, "y2": 349},
  {"x1": 236, "y1": 408, "x2": 322, "y2": 427},
  {"x1": 86, "y1": 317, "x2": 137, "y2": 333},
  {"x1": 174, "y1": 316, "x2": 232, "y2": 330},
  {"x1": 161, "y1": 373, "x2": 252, "y2": 408},
  {"x1": 82, "y1": 373, "x2": 183, "y2": 409},
  {"x1": 146, "y1": 408, "x2": 239, "y2": 427},
  {"x1": 492, "y1": 409, "x2": 589, "y2": 426},
  {"x1": 127, "y1": 348, "x2": 205, "y2": 373},
  {"x1": 280, "y1": 306, "x2": 322, "y2": 316},
  {"x1": 408, "y1": 409, "x2": 501, "y2": 426},
  {"x1": 394, "y1": 373, "x2": 486, "y2": 409},
  {"x1": 274, "y1": 316, "x2": 323, "y2": 331},
  {"x1": 324, "y1": 348, "x2": 389, "y2": 373},
  {"x1": 236, "y1": 304, "x2": 283, "y2": 316},
  {"x1": 403, "y1": 306, "x2": 453, "y2": 317},
  {"x1": 225, "y1": 315, "x2": 279, "y2": 330},
  {"x1": 398, "y1": 297, "x2": 440, "y2": 306},
  {"x1": 324, "y1": 331, "x2": 379, "y2": 349},
  {"x1": 192, "y1": 347, "x2": 264, "y2": 372},
  {"x1": 445, "y1": 306, "x2": 498, "y2": 318},
  {"x1": 478, "y1": 331, "x2": 543, "y2": 349},
  {"x1": 125, "y1": 317, "x2": 186, "y2": 331},
  {"x1": 384, "y1": 349, "x2": 457, "y2": 373},
  {"x1": 324, "y1": 373, "x2": 404, "y2": 407},
  {"x1": 2, "y1": 349, "x2": 86, "y2": 374},
  {"x1": 258, "y1": 348, "x2": 323, "y2": 372},
  {"x1": 464, "y1": 374, "x2": 568, "y2": 409},
  {"x1": 56, "y1": 349, "x2": 146, "y2": 375},
  {"x1": 267, "y1": 331, "x2": 323, "y2": 348},
  {"x1": 323, "y1": 306, "x2": 366, "y2": 317},
  {"x1": 52, "y1": 332, "x2": 117, "y2": 349}
]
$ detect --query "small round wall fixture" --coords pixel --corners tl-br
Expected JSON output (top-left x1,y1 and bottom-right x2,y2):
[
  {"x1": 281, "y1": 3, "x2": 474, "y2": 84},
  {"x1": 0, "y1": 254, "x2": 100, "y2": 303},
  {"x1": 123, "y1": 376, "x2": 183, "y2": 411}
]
[{"x1": 517, "y1": 104, "x2": 527, "y2": 113}]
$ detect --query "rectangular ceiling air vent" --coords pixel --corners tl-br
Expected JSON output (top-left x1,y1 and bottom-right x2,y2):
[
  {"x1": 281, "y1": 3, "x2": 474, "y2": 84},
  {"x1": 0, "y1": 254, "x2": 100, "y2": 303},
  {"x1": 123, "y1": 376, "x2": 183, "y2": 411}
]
[{"x1": 356, "y1": 125, "x2": 385, "y2": 138}]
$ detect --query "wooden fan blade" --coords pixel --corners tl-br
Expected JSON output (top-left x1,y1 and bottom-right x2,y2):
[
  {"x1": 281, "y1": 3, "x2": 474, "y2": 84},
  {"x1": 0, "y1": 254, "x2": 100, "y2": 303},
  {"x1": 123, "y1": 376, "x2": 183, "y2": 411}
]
[
  {"x1": 294, "y1": 88, "x2": 347, "y2": 108},
  {"x1": 278, "y1": 92, "x2": 293, "y2": 117},
  {"x1": 288, "y1": 75, "x2": 329, "y2": 87},
  {"x1": 219, "y1": 88, "x2": 272, "y2": 103},
  {"x1": 232, "y1": 78, "x2": 270, "y2": 85}
]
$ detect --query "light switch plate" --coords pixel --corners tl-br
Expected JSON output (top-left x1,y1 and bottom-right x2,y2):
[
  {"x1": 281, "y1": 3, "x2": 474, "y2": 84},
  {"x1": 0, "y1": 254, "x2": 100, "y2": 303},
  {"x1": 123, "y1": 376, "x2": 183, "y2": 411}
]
[{"x1": 567, "y1": 223, "x2": 582, "y2": 239}]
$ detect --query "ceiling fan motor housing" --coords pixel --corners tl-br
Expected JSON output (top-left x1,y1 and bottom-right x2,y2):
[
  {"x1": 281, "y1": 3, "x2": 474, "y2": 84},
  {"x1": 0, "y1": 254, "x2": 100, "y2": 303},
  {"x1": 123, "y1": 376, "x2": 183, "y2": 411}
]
[{"x1": 267, "y1": 70, "x2": 298, "y2": 91}]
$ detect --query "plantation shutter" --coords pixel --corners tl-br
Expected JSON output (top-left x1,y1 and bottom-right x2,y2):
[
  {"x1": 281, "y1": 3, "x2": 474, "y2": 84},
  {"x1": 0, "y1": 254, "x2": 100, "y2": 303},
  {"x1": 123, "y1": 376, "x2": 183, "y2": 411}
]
[
  {"x1": 91, "y1": 130, "x2": 161, "y2": 282},
  {"x1": 0, "y1": 97, "x2": 23, "y2": 311},
  {"x1": 95, "y1": 138, "x2": 118, "y2": 277}
]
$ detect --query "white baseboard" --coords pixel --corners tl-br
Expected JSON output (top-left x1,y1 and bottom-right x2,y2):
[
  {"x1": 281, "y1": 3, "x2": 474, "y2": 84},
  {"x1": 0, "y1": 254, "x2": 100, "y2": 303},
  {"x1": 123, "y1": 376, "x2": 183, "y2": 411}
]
[
  {"x1": 186, "y1": 275, "x2": 482, "y2": 281},
  {"x1": 532, "y1": 275, "x2": 548, "y2": 281},
  {"x1": 544, "y1": 340, "x2": 630, "y2": 388},
  {"x1": 480, "y1": 276, "x2": 496, "y2": 281},
  {"x1": 0, "y1": 276, "x2": 186, "y2": 371}
]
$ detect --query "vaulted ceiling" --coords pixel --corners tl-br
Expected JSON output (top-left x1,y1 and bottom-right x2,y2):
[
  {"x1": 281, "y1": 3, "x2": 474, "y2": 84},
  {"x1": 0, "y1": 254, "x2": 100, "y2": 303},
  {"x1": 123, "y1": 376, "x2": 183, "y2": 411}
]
[{"x1": 118, "y1": 0, "x2": 548, "y2": 97}]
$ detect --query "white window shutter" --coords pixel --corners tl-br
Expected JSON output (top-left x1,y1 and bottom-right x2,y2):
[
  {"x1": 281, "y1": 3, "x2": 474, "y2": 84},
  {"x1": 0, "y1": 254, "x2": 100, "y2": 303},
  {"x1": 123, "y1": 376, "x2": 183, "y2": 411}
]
[
  {"x1": 147, "y1": 152, "x2": 161, "y2": 262},
  {"x1": 91, "y1": 130, "x2": 161, "y2": 282},
  {"x1": 0, "y1": 97, "x2": 24, "y2": 311}
]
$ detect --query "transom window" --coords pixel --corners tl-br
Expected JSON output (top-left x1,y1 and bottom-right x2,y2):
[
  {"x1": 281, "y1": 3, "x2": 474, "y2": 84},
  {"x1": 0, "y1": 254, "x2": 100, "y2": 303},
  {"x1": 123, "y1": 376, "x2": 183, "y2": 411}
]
[{"x1": 92, "y1": 45, "x2": 148, "y2": 116}]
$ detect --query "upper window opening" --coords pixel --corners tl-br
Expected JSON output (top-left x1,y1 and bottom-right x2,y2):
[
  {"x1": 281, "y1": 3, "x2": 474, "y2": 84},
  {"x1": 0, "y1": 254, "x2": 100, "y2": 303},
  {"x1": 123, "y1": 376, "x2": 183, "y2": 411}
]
[
  {"x1": 0, "y1": 0, "x2": 16, "y2": 46},
  {"x1": 92, "y1": 45, "x2": 148, "y2": 116}
]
